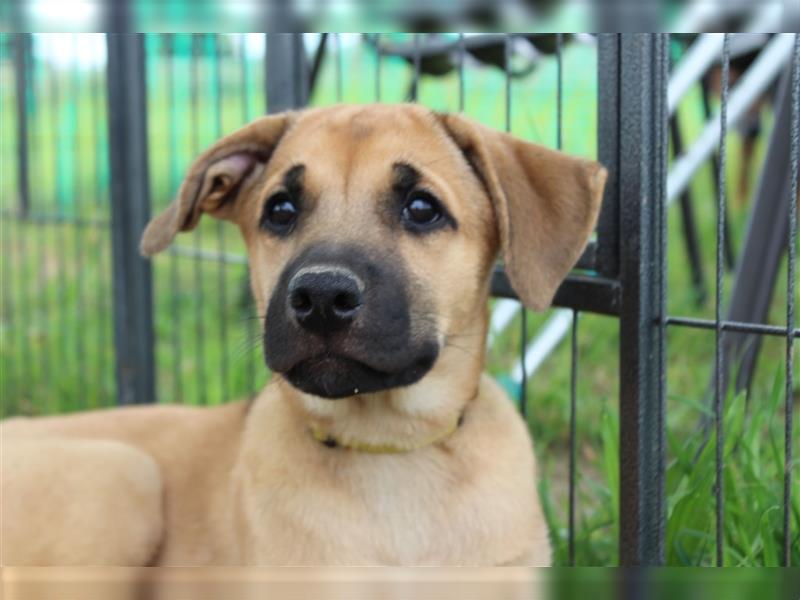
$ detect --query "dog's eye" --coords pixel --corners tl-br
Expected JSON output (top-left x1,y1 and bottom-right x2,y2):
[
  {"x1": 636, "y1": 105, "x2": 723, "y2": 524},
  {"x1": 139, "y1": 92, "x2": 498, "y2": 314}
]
[
  {"x1": 261, "y1": 192, "x2": 299, "y2": 234},
  {"x1": 402, "y1": 192, "x2": 443, "y2": 230}
]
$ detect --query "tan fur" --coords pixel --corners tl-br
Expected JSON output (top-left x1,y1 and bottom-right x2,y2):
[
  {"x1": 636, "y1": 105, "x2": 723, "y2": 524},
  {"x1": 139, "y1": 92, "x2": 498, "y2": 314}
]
[{"x1": 2, "y1": 104, "x2": 605, "y2": 566}]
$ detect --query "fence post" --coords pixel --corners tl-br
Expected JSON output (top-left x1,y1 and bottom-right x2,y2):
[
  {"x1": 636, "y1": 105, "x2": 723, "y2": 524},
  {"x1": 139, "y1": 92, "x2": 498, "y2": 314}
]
[
  {"x1": 265, "y1": 33, "x2": 308, "y2": 113},
  {"x1": 106, "y1": 33, "x2": 156, "y2": 405},
  {"x1": 613, "y1": 33, "x2": 669, "y2": 566},
  {"x1": 596, "y1": 35, "x2": 621, "y2": 278},
  {"x1": 13, "y1": 34, "x2": 30, "y2": 219}
]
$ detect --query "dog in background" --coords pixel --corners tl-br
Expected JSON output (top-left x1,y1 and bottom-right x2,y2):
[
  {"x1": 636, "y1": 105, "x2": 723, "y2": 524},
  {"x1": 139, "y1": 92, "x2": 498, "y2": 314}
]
[{"x1": 2, "y1": 104, "x2": 606, "y2": 566}]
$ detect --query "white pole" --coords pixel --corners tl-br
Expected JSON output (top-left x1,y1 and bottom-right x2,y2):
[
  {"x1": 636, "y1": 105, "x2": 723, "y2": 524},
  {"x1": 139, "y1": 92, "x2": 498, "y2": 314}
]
[
  {"x1": 668, "y1": 34, "x2": 725, "y2": 116},
  {"x1": 511, "y1": 309, "x2": 574, "y2": 382},
  {"x1": 667, "y1": 33, "x2": 795, "y2": 205}
]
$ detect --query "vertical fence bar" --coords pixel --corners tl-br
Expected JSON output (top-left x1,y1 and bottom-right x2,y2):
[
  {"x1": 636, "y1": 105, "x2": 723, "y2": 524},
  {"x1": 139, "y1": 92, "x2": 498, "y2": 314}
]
[
  {"x1": 266, "y1": 33, "x2": 308, "y2": 112},
  {"x1": 714, "y1": 34, "x2": 730, "y2": 568},
  {"x1": 213, "y1": 34, "x2": 230, "y2": 403},
  {"x1": 22, "y1": 41, "x2": 35, "y2": 395},
  {"x1": 616, "y1": 33, "x2": 668, "y2": 566},
  {"x1": 557, "y1": 33, "x2": 578, "y2": 566},
  {"x1": 784, "y1": 33, "x2": 799, "y2": 568},
  {"x1": 190, "y1": 33, "x2": 208, "y2": 405},
  {"x1": 106, "y1": 33, "x2": 156, "y2": 405},
  {"x1": 307, "y1": 34, "x2": 328, "y2": 101},
  {"x1": 13, "y1": 34, "x2": 30, "y2": 218},
  {"x1": 50, "y1": 48, "x2": 69, "y2": 401},
  {"x1": 700, "y1": 73, "x2": 736, "y2": 271},
  {"x1": 711, "y1": 51, "x2": 797, "y2": 399},
  {"x1": 3, "y1": 33, "x2": 18, "y2": 404},
  {"x1": 240, "y1": 34, "x2": 258, "y2": 397},
  {"x1": 334, "y1": 33, "x2": 343, "y2": 103},
  {"x1": 71, "y1": 34, "x2": 87, "y2": 408},
  {"x1": 2, "y1": 103, "x2": 14, "y2": 406},
  {"x1": 374, "y1": 34, "x2": 381, "y2": 102},
  {"x1": 556, "y1": 33, "x2": 563, "y2": 151},
  {"x1": 458, "y1": 33, "x2": 465, "y2": 112},
  {"x1": 504, "y1": 33, "x2": 512, "y2": 129},
  {"x1": 240, "y1": 34, "x2": 251, "y2": 124},
  {"x1": 505, "y1": 34, "x2": 527, "y2": 417},
  {"x1": 33, "y1": 37, "x2": 52, "y2": 394},
  {"x1": 93, "y1": 51, "x2": 110, "y2": 404},
  {"x1": 2, "y1": 168, "x2": 14, "y2": 412},
  {"x1": 411, "y1": 33, "x2": 421, "y2": 102},
  {"x1": 655, "y1": 35, "x2": 670, "y2": 569},
  {"x1": 568, "y1": 309, "x2": 578, "y2": 565},
  {"x1": 12, "y1": 35, "x2": 34, "y2": 396},
  {"x1": 596, "y1": 35, "x2": 621, "y2": 278},
  {"x1": 166, "y1": 33, "x2": 183, "y2": 403}
]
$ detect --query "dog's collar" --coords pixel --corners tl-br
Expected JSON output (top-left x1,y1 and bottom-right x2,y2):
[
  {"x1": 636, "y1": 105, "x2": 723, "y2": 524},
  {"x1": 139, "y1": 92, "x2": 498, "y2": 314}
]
[{"x1": 309, "y1": 413, "x2": 465, "y2": 454}]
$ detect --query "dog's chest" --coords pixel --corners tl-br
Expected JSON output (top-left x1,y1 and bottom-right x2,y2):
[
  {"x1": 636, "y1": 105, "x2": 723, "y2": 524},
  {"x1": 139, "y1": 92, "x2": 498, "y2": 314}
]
[{"x1": 244, "y1": 450, "x2": 533, "y2": 565}]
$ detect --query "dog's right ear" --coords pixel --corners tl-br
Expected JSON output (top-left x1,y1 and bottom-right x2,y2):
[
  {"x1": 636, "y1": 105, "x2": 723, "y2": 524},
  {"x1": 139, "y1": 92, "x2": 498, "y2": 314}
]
[
  {"x1": 140, "y1": 113, "x2": 292, "y2": 257},
  {"x1": 436, "y1": 112, "x2": 606, "y2": 311}
]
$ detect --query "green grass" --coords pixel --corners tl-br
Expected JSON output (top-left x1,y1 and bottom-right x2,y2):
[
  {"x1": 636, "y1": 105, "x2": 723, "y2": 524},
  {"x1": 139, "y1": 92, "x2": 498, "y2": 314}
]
[{"x1": 1, "y1": 34, "x2": 798, "y2": 565}]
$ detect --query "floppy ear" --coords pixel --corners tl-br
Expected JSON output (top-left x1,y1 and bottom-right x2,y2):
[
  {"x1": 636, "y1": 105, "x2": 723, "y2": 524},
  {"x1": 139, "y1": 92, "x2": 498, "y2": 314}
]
[
  {"x1": 140, "y1": 113, "x2": 292, "y2": 257},
  {"x1": 437, "y1": 113, "x2": 607, "y2": 311}
]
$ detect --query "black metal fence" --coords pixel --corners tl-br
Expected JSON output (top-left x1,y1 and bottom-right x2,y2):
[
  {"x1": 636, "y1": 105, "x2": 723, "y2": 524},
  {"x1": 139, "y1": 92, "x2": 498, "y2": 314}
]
[{"x1": 1, "y1": 33, "x2": 797, "y2": 566}]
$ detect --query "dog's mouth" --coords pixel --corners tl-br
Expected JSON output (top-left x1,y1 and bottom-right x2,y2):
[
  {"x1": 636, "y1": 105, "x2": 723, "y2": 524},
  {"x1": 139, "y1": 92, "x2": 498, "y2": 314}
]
[
  {"x1": 263, "y1": 243, "x2": 442, "y2": 399},
  {"x1": 282, "y1": 349, "x2": 438, "y2": 399}
]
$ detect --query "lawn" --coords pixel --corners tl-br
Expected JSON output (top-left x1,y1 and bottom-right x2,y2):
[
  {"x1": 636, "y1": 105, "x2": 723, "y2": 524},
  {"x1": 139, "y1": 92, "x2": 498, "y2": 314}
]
[{"x1": 1, "y1": 34, "x2": 798, "y2": 565}]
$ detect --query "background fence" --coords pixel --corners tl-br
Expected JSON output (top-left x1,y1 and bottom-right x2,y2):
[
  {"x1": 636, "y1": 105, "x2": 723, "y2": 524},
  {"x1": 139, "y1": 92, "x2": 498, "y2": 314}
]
[{"x1": 1, "y1": 32, "x2": 798, "y2": 566}]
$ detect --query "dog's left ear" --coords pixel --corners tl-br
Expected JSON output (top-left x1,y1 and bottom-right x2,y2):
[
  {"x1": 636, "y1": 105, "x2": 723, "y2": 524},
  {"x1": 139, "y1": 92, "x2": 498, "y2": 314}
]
[
  {"x1": 140, "y1": 113, "x2": 293, "y2": 256},
  {"x1": 436, "y1": 113, "x2": 607, "y2": 310}
]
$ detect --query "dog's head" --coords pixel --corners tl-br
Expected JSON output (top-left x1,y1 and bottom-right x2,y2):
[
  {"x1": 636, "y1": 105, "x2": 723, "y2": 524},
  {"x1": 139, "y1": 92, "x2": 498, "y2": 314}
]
[{"x1": 142, "y1": 104, "x2": 606, "y2": 400}]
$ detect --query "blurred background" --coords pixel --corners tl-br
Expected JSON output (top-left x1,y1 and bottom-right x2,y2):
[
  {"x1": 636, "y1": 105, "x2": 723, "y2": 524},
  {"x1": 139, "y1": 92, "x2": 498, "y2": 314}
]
[{"x1": 0, "y1": 0, "x2": 797, "y2": 33}]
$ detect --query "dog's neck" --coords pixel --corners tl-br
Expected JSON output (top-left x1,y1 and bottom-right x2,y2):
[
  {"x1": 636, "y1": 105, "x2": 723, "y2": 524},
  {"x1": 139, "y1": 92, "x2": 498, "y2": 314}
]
[
  {"x1": 281, "y1": 369, "x2": 478, "y2": 454},
  {"x1": 307, "y1": 410, "x2": 464, "y2": 454},
  {"x1": 281, "y1": 309, "x2": 489, "y2": 453}
]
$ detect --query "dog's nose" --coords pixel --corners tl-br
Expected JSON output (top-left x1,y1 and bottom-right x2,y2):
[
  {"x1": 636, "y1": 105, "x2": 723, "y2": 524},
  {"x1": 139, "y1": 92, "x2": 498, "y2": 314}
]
[{"x1": 288, "y1": 267, "x2": 363, "y2": 333}]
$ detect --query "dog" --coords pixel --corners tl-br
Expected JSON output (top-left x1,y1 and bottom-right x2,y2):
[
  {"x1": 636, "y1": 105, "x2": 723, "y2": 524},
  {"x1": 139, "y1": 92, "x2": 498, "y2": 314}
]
[{"x1": 2, "y1": 104, "x2": 606, "y2": 566}]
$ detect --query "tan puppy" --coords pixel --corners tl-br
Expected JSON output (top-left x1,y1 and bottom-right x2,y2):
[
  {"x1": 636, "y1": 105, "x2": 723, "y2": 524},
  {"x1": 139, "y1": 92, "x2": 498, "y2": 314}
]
[{"x1": 2, "y1": 104, "x2": 605, "y2": 566}]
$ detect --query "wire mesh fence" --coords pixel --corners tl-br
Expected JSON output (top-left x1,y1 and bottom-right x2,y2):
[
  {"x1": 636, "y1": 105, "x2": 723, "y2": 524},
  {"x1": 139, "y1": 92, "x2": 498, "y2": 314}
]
[{"x1": 1, "y1": 32, "x2": 797, "y2": 566}]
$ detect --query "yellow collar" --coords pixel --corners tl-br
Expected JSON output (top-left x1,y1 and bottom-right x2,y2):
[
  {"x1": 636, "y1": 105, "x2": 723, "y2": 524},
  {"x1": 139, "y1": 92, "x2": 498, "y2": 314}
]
[{"x1": 309, "y1": 414, "x2": 463, "y2": 454}]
